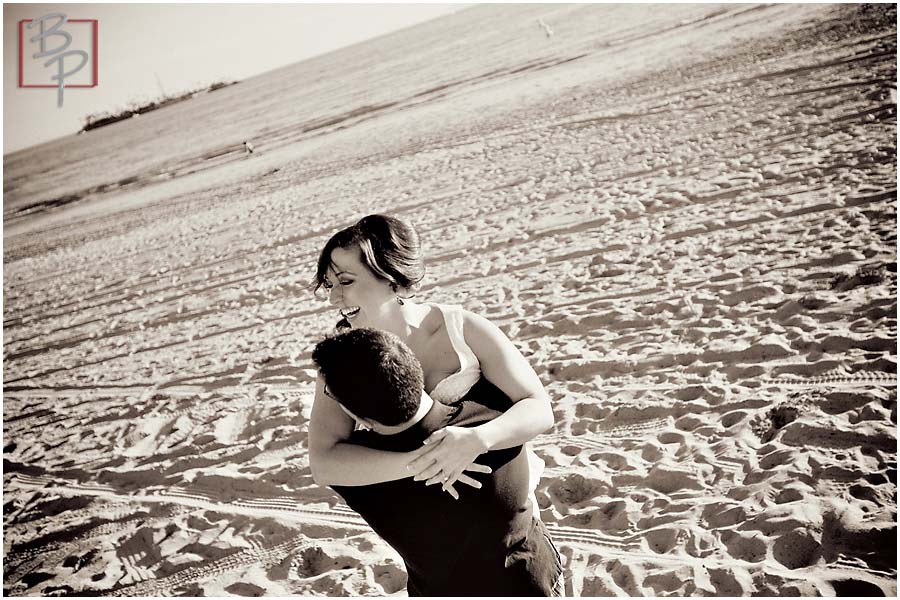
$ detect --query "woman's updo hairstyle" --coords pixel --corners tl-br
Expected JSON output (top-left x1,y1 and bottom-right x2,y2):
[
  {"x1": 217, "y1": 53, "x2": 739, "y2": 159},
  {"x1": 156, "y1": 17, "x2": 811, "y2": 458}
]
[{"x1": 314, "y1": 214, "x2": 425, "y2": 296}]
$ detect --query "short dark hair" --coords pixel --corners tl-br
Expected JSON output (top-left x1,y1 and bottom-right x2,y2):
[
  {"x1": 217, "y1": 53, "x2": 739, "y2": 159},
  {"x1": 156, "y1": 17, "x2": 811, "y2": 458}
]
[
  {"x1": 312, "y1": 328, "x2": 424, "y2": 426},
  {"x1": 313, "y1": 214, "x2": 425, "y2": 296}
]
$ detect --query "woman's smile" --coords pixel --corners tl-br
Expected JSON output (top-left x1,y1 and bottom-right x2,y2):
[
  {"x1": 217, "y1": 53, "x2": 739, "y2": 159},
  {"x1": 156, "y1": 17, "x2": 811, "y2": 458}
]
[
  {"x1": 340, "y1": 306, "x2": 361, "y2": 320},
  {"x1": 326, "y1": 245, "x2": 397, "y2": 327}
]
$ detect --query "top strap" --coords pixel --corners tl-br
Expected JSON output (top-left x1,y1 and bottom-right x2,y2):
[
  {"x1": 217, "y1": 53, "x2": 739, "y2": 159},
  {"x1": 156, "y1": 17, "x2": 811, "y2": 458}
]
[{"x1": 437, "y1": 304, "x2": 478, "y2": 371}]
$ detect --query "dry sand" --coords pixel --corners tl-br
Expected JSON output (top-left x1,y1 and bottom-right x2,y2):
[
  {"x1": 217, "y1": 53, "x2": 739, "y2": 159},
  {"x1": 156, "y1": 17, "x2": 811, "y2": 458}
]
[{"x1": 3, "y1": 4, "x2": 897, "y2": 596}]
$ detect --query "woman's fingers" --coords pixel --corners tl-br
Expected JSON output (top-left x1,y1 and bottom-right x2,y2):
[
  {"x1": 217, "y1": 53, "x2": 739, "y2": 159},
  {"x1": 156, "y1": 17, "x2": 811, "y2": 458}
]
[
  {"x1": 455, "y1": 473, "x2": 482, "y2": 489},
  {"x1": 423, "y1": 428, "x2": 447, "y2": 445},
  {"x1": 415, "y1": 463, "x2": 445, "y2": 483},
  {"x1": 410, "y1": 448, "x2": 453, "y2": 481},
  {"x1": 407, "y1": 446, "x2": 438, "y2": 475},
  {"x1": 410, "y1": 460, "x2": 438, "y2": 481},
  {"x1": 407, "y1": 442, "x2": 435, "y2": 462},
  {"x1": 444, "y1": 484, "x2": 459, "y2": 500},
  {"x1": 441, "y1": 469, "x2": 463, "y2": 489},
  {"x1": 463, "y1": 463, "x2": 492, "y2": 474},
  {"x1": 410, "y1": 432, "x2": 492, "y2": 486},
  {"x1": 425, "y1": 472, "x2": 447, "y2": 486},
  {"x1": 416, "y1": 460, "x2": 491, "y2": 483},
  {"x1": 442, "y1": 471, "x2": 463, "y2": 495}
]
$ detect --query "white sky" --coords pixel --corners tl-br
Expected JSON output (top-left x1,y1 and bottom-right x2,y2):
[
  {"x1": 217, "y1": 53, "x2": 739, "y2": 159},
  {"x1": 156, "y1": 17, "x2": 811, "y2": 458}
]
[{"x1": 3, "y1": 3, "x2": 466, "y2": 154}]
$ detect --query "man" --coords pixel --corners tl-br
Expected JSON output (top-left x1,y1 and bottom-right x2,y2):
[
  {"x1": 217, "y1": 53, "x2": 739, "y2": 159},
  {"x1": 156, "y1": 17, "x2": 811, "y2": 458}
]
[{"x1": 311, "y1": 328, "x2": 563, "y2": 596}]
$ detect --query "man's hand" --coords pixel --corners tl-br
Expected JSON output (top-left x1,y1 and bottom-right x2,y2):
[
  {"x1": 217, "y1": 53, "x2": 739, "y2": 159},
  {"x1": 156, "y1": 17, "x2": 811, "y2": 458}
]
[{"x1": 407, "y1": 426, "x2": 491, "y2": 496}]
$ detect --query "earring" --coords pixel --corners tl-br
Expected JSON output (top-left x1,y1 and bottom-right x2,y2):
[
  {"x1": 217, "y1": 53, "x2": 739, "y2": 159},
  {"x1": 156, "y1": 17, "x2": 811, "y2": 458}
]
[{"x1": 390, "y1": 282, "x2": 404, "y2": 305}]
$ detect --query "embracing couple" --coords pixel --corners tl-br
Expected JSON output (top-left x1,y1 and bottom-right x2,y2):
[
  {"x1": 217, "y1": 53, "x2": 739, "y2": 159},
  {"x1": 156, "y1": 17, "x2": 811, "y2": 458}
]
[{"x1": 308, "y1": 214, "x2": 564, "y2": 596}]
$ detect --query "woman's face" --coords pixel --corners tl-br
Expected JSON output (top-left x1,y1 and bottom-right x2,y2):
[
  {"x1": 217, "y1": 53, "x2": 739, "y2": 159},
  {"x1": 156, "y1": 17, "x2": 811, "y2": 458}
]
[{"x1": 324, "y1": 245, "x2": 396, "y2": 328}]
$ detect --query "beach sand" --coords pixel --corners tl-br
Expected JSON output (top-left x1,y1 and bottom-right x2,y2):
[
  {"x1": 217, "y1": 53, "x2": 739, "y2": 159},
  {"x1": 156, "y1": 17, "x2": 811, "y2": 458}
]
[{"x1": 3, "y1": 3, "x2": 896, "y2": 596}]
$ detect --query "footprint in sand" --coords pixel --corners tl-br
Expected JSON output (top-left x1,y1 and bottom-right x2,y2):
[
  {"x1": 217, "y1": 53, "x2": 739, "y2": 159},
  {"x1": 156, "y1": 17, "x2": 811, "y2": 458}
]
[
  {"x1": 224, "y1": 581, "x2": 266, "y2": 596},
  {"x1": 701, "y1": 502, "x2": 748, "y2": 529},
  {"x1": 580, "y1": 574, "x2": 622, "y2": 596},
  {"x1": 772, "y1": 527, "x2": 821, "y2": 569},
  {"x1": 762, "y1": 470, "x2": 795, "y2": 496},
  {"x1": 372, "y1": 561, "x2": 407, "y2": 594},
  {"x1": 641, "y1": 464, "x2": 706, "y2": 495},
  {"x1": 708, "y1": 567, "x2": 752, "y2": 596},
  {"x1": 293, "y1": 546, "x2": 361, "y2": 578},
  {"x1": 656, "y1": 430, "x2": 694, "y2": 459},
  {"x1": 720, "y1": 410, "x2": 749, "y2": 429},
  {"x1": 642, "y1": 527, "x2": 681, "y2": 554},
  {"x1": 831, "y1": 579, "x2": 889, "y2": 596},
  {"x1": 559, "y1": 499, "x2": 633, "y2": 532},
  {"x1": 547, "y1": 473, "x2": 608, "y2": 509},
  {"x1": 642, "y1": 568, "x2": 691, "y2": 595},
  {"x1": 758, "y1": 448, "x2": 796, "y2": 470},
  {"x1": 607, "y1": 559, "x2": 643, "y2": 595},
  {"x1": 674, "y1": 414, "x2": 706, "y2": 432},
  {"x1": 721, "y1": 530, "x2": 768, "y2": 563}
]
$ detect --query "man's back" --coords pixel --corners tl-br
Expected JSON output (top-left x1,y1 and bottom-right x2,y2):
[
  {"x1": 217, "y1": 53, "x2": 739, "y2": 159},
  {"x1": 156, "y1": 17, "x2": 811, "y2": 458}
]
[{"x1": 331, "y1": 379, "x2": 560, "y2": 596}]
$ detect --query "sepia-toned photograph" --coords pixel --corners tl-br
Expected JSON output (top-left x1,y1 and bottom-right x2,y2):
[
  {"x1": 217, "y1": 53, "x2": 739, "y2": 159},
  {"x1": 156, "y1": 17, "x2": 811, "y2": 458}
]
[{"x1": 3, "y1": 3, "x2": 897, "y2": 596}]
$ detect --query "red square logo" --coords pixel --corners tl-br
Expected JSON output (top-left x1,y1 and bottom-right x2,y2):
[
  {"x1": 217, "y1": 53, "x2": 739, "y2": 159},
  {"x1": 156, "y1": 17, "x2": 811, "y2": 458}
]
[{"x1": 19, "y1": 15, "x2": 98, "y2": 89}]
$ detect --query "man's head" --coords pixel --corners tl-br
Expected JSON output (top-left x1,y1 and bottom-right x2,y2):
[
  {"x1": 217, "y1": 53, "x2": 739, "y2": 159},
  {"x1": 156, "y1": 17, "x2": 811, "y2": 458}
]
[{"x1": 312, "y1": 328, "x2": 424, "y2": 427}]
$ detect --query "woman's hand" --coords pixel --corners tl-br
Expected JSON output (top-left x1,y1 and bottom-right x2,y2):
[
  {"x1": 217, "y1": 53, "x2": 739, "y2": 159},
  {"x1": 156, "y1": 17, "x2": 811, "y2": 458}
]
[{"x1": 408, "y1": 426, "x2": 491, "y2": 496}]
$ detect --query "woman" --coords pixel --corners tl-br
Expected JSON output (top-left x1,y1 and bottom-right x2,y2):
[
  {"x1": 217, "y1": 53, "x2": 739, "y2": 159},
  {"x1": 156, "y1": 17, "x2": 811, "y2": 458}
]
[{"x1": 308, "y1": 214, "x2": 554, "y2": 496}]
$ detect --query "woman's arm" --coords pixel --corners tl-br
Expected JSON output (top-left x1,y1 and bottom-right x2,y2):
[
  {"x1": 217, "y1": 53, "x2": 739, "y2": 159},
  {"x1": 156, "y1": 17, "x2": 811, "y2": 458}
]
[
  {"x1": 409, "y1": 311, "x2": 554, "y2": 487},
  {"x1": 308, "y1": 375, "x2": 488, "y2": 494},
  {"x1": 465, "y1": 311, "x2": 555, "y2": 449}
]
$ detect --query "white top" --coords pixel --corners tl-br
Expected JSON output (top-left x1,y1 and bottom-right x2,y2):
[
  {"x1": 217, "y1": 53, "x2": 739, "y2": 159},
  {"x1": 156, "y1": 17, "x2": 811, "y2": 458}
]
[
  {"x1": 429, "y1": 304, "x2": 482, "y2": 404},
  {"x1": 426, "y1": 304, "x2": 545, "y2": 508}
]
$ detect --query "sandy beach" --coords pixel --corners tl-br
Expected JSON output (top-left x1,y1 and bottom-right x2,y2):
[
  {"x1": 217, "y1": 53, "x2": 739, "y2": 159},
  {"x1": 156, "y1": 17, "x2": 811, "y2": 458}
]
[{"x1": 3, "y1": 3, "x2": 896, "y2": 596}]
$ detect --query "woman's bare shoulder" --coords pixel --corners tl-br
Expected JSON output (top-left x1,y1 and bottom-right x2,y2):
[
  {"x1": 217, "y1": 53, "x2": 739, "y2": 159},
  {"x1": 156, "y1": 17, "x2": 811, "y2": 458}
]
[
  {"x1": 459, "y1": 309, "x2": 510, "y2": 349},
  {"x1": 410, "y1": 303, "x2": 448, "y2": 343},
  {"x1": 459, "y1": 308, "x2": 502, "y2": 332}
]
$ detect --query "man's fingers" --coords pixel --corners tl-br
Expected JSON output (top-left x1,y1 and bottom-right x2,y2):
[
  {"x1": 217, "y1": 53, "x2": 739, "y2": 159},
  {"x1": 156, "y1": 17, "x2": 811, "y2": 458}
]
[
  {"x1": 456, "y1": 474, "x2": 482, "y2": 489},
  {"x1": 464, "y1": 463, "x2": 492, "y2": 474}
]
